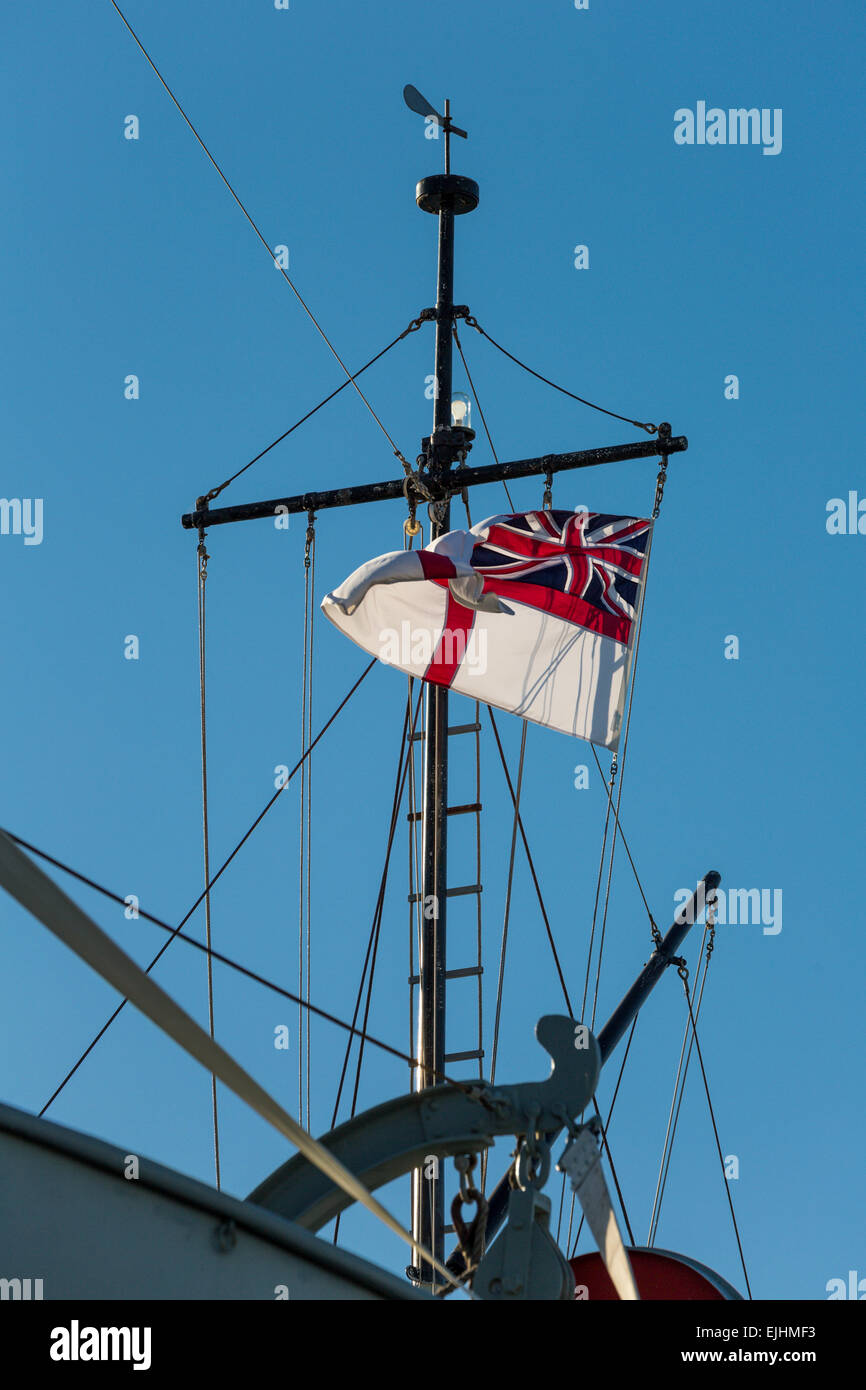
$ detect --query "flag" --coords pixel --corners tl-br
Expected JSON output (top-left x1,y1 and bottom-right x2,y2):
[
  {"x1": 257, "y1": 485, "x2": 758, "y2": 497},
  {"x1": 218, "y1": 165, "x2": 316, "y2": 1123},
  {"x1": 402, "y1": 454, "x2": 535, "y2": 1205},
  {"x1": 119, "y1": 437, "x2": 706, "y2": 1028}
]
[{"x1": 321, "y1": 509, "x2": 652, "y2": 747}]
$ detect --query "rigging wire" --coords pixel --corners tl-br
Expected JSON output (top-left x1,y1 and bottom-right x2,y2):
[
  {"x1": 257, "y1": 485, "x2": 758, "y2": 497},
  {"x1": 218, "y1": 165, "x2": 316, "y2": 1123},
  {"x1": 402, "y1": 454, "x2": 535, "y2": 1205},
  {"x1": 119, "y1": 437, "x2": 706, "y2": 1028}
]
[
  {"x1": 298, "y1": 516, "x2": 316, "y2": 1130},
  {"x1": 32, "y1": 658, "x2": 377, "y2": 1114},
  {"x1": 565, "y1": 475, "x2": 666, "y2": 1251},
  {"x1": 9, "y1": 825, "x2": 487, "y2": 1099},
  {"x1": 408, "y1": 679, "x2": 422, "y2": 1087},
  {"x1": 591, "y1": 1095, "x2": 636, "y2": 1247},
  {"x1": 196, "y1": 536, "x2": 221, "y2": 1190},
  {"x1": 348, "y1": 702, "x2": 417, "y2": 1117},
  {"x1": 565, "y1": 1017, "x2": 638, "y2": 1255},
  {"x1": 472, "y1": 702, "x2": 484, "y2": 1082},
  {"x1": 588, "y1": 744, "x2": 659, "y2": 937},
  {"x1": 676, "y1": 963, "x2": 753, "y2": 1299},
  {"x1": 204, "y1": 319, "x2": 426, "y2": 503},
  {"x1": 3, "y1": 819, "x2": 467, "y2": 1294},
  {"x1": 647, "y1": 920, "x2": 712, "y2": 1246},
  {"x1": 460, "y1": 315, "x2": 657, "y2": 434},
  {"x1": 330, "y1": 692, "x2": 421, "y2": 1133},
  {"x1": 107, "y1": 0, "x2": 412, "y2": 475},
  {"x1": 451, "y1": 325, "x2": 515, "y2": 511},
  {"x1": 587, "y1": 522, "x2": 657, "y2": 1034},
  {"x1": 483, "y1": 709, "x2": 638, "y2": 1235},
  {"x1": 580, "y1": 754, "x2": 618, "y2": 1024},
  {"x1": 331, "y1": 693, "x2": 418, "y2": 1245},
  {"x1": 486, "y1": 709, "x2": 573, "y2": 1015},
  {"x1": 563, "y1": 507, "x2": 661, "y2": 1244},
  {"x1": 589, "y1": 772, "x2": 622, "y2": 1033},
  {"x1": 488, "y1": 722, "x2": 527, "y2": 1089}
]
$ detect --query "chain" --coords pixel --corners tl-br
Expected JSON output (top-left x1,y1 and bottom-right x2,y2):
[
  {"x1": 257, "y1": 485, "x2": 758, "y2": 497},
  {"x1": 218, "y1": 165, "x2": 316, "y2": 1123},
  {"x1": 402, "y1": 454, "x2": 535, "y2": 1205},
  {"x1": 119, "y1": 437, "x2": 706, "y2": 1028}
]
[
  {"x1": 403, "y1": 311, "x2": 434, "y2": 335},
  {"x1": 653, "y1": 422, "x2": 672, "y2": 518},
  {"x1": 543, "y1": 469, "x2": 553, "y2": 511},
  {"x1": 653, "y1": 459, "x2": 668, "y2": 519},
  {"x1": 451, "y1": 1153, "x2": 489, "y2": 1277},
  {"x1": 196, "y1": 497, "x2": 210, "y2": 577},
  {"x1": 704, "y1": 887, "x2": 717, "y2": 963},
  {"x1": 304, "y1": 510, "x2": 316, "y2": 567}
]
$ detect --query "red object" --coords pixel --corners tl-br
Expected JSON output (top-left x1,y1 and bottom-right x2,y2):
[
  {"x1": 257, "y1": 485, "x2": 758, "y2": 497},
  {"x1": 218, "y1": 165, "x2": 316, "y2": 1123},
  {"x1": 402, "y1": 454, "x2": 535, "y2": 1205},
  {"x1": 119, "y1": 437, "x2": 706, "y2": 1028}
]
[{"x1": 569, "y1": 1247, "x2": 742, "y2": 1300}]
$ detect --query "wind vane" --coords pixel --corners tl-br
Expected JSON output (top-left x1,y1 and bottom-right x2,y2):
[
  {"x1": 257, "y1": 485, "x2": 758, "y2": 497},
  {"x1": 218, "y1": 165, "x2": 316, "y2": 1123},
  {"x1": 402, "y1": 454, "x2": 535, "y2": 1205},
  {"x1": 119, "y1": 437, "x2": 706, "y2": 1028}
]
[{"x1": 403, "y1": 84, "x2": 467, "y2": 174}]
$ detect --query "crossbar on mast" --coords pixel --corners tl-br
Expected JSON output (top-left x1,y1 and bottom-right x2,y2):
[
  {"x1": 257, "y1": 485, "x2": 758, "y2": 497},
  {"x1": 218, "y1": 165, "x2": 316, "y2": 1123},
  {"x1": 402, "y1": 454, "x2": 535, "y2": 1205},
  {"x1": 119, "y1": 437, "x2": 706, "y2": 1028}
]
[{"x1": 181, "y1": 433, "x2": 686, "y2": 531}]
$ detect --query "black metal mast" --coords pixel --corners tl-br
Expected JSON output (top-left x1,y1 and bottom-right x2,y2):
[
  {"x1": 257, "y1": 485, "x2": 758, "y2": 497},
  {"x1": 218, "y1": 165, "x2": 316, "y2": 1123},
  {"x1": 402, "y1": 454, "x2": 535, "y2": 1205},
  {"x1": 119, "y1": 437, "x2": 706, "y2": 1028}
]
[{"x1": 409, "y1": 94, "x2": 478, "y2": 1286}]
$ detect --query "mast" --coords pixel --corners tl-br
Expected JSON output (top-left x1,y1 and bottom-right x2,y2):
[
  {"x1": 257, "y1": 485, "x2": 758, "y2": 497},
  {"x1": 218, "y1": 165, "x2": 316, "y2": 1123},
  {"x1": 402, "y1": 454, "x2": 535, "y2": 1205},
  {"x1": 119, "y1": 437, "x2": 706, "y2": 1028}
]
[
  {"x1": 412, "y1": 96, "x2": 478, "y2": 1285},
  {"x1": 180, "y1": 85, "x2": 688, "y2": 1291}
]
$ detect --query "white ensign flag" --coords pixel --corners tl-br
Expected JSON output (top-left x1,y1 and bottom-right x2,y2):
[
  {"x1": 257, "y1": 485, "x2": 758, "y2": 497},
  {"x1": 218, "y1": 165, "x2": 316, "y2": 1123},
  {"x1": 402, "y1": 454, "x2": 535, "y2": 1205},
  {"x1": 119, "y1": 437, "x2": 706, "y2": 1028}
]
[{"x1": 321, "y1": 509, "x2": 651, "y2": 748}]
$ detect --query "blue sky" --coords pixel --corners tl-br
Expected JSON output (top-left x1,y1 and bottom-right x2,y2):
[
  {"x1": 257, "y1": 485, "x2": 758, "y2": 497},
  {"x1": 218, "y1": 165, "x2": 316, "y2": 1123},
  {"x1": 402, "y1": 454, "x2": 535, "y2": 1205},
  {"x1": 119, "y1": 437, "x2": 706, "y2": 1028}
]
[{"x1": 2, "y1": 0, "x2": 863, "y2": 1300}]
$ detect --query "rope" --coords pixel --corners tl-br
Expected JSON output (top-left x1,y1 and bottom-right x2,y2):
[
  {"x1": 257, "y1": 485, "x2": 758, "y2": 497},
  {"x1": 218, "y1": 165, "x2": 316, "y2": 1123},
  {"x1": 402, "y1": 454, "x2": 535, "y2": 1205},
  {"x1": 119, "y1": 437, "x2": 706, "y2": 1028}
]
[
  {"x1": 588, "y1": 745, "x2": 660, "y2": 939},
  {"x1": 589, "y1": 769, "x2": 624, "y2": 1032},
  {"x1": 204, "y1": 319, "x2": 425, "y2": 503},
  {"x1": 592, "y1": 1095, "x2": 636, "y2": 1246},
  {"x1": 585, "y1": 520, "x2": 657, "y2": 1031},
  {"x1": 486, "y1": 709, "x2": 573, "y2": 1015},
  {"x1": 566, "y1": 1016, "x2": 638, "y2": 1256},
  {"x1": 489, "y1": 722, "x2": 527, "y2": 1088},
  {"x1": 460, "y1": 315, "x2": 657, "y2": 434},
  {"x1": 12, "y1": 825, "x2": 486, "y2": 1101},
  {"x1": 35, "y1": 658, "x2": 377, "y2": 1114},
  {"x1": 298, "y1": 516, "x2": 316, "y2": 1129},
  {"x1": 581, "y1": 755, "x2": 617, "y2": 1023},
  {"x1": 196, "y1": 537, "x2": 221, "y2": 1190},
  {"x1": 332, "y1": 694, "x2": 419, "y2": 1246},
  {"x1": 483, "y1": 708, "x2": 575, "y2": 1203},
  {"x1": 107, "y1": 1, "x2": 411, "y2": 474},
  {"x1": 451, "y1": 325, "x2": 515, "y2": 511},
  {"x1": 472, "y1": 703, "x2": 484, "y2": 1081},
  {"x1": 331, "y1": 694, "x2": 421, "y2": 1135},
  {"x1": 677, "y1": 963, "x2": 753, "y2": 1299},
  {"x1": 580, "y1": 462, "x2": 668, "y2": 1025},
  {"x1": 647, "y1": 921, "x2": 712, "y2": 1245}
]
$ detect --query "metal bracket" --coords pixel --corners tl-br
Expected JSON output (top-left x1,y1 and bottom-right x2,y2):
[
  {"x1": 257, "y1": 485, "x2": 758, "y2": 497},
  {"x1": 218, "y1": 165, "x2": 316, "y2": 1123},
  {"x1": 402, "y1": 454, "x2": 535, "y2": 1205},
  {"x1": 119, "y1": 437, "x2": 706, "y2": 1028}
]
[
  {"x1": 247, "y1": 1016, "x2": 601, "y2": 1232},
  {"x1": 472, "y1": 1187, "x2": 574, "y2": 1301}
]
